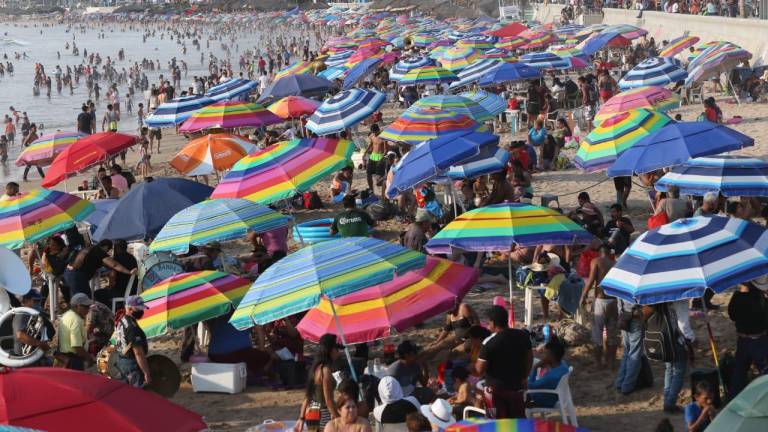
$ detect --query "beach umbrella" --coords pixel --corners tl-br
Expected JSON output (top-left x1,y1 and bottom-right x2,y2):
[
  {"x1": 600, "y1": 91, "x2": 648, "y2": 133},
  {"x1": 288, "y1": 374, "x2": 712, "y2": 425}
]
[
  {"x1": 380, "y1": 108, "x2": 481, "y2": 144},
  {"x1": 170, "y1": 133, "x2": 256, "y2": 176},
  {"x1": 267, "y1": 96, "x2": 321, "y2": 119},
  {"x1": 578, "y1": 31, "x2": 632, "y2": 55},
  {"x1": 456, "y1": 34, "x2": 497, "y2": 50},
  {"x1": 0, "y1": 189, "x2": 93, "y2": 250},
  {"x1": 411, "y1": 95, "x2": 495, "y2": 122},
  {"x1": 0, "y1": 246, "x2": 32, "y2": 295},
  {"x1": 446, "y1": 146, "x2": 510, "y2": 180},
  {"x1": 459, "y1": 90, "x2": 507, "y2": 116},
  {"x1": 706, "y1": 374, "x2": 768, "y2": 432},
  {"x1": 211, "y1": 137, "x2": 354, "y2": 205},
  {"x1": 659, "y1": 35, "x2": 700, "y2": 57},
  {"x1": 489, "y1": 22, "x2": 527, "y2": 38},
  {"x1": 477, "y1": 62, "x2": 541, "y2": 86},
  {"x1": 397, "y1": 65, "x2": 458, "y2": 86},
  {"x1": 324, "y1": 50, "x2": 354, "y2": 67},
  {"x1": 305, "y1": 88, "x2": 386, "y2": 135},
  {"x1": 655, "y1": 156, "x2": 768, "y2": 197},
  {"x1": 685, "y1": 43, "x2": 753, "y2": 88},
  {"x1": 149, "y1": 198, "x2": 289, "y2": 254},
  {"x1": 343, "y1": 46, "x2": 383, "y2": 68},
  {"x1": 317, "y1": 66, "x2": 348, "y2": 81},
  {"x1": 595, "y1": 86, "x2": 681, "y2": 121},
  {"x1": 480, "y1": 48, "x2": 516, "y2": 62},
  {"x1": 548, "y1": 43, "x2": 586, "y2": 58},
  {"x1": 520, "y1": 52, "x2": 570, "y2": 70},
  {"x1": 519, "y1": 31, "x2": 559, "y2": 50},
  {"x1": 230, "y1": 237, "x2": 426, "y2": 328},
  {"x1": 495, "y1": 36, "x2": 527, "y2": 51},
  {"x1": 574, "y1": 109, "x2": 673, "y2": 172},
  {"x1": 82, "y1": 199, "x2": 117, "y2": 231},
  {"x1": 297, "y1": 257, "x2": 478, "y2": 343},
  {"x1": 256, "y1": 73, "x2": 334, "y2": 103},
  {"x1": 274, "y1": 61, "x2": 315, "y2": 81},
  {"x1": 428, "y1": 46, "x2": 450, "y2": 60},
  {"x1": 342, "y1": 57, "x2": 383, "y2": 90},
  {"x1": 357, "y1": 37, "x2": 390, "y2": 50},
  {"x1": 0, "y1": 367, "x2": 206, "y2": 431},
  {"x1": 15, "y1": 131, "x2": 84, "y2": 167},
  {"x1": 607, "y1": 122, "x2": 755, "y2": 177},
  {"x1": 686, "y1": 40, "x2": 722, "y2": 61},
  {"x1": 409, "y1": 32, "x2": 437, "y2": 47},
  {"x1": 386, "y1": 131, "x2": 499, "y2": 198},
  {"x1": 42, "y1": 132, "x2": 138, "y2": 188},
  {"x1": 204, "y1": 78, "x2": 258, "y2": 102},
  {"x1": 448, "y1": 59, "x2": 504, "y2": 89},
  {"x1": 178, "y1": 101, "x2": 283, "y2": 133},
  {"x1": 138, "y1": 271, "x2": 251, "y2": 338},
  {"x1": 601, "y1": 216, "x2": 768, "y2": 304},
  {"x1": 143, "y1": 95, "x2": 216, "y2": 128},
  {"x1": 618, "y1": 57, "x2": 688, "y2": 90},
  {"x1": 446, "y1": 418, "x2": 590, "y2": 431},
  {"x1": 92, "y1": 178, "x2": 213, "y2": 242},
  {"x1": 389, "y1": 56, "x2": 435, "y2": 82},
  {"x1": 553, "y1": 23, "x2": 585, "y2": 36}
]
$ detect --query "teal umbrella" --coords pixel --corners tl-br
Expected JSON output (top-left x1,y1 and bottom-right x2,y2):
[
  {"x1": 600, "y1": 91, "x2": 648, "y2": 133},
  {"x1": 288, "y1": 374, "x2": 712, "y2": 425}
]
[{"x1": 707, "y1": 375, "x2": 768, "y2": 432}]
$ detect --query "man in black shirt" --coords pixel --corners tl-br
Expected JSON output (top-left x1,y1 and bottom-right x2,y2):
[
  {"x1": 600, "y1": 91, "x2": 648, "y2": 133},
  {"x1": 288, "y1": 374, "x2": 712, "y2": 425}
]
[
  {"x1": 727, "y1": 280, "x2": 768, "y2": 396},
  {"x1": 115, "y1": 295, "x2": 151, "y2": 387},
  {"x1": 605, "y1": 204, "x2": 635, "y2": 254},
  {"x1": 76, "y1": 105, "x2": 92, "y2": 135},
  {"x1": 475, "y1": 306, "x2": 532, "y2": 419}
]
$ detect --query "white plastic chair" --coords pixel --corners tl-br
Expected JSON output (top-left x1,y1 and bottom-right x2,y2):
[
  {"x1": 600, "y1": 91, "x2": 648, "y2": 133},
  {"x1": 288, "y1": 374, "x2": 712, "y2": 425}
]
[
  {"x1": 463, "y1": 406, "x2": 487, "y2": 419},
  {"x1": 111, "y1": 273, "x2": 136, "y2": 313},
  {"x1": 524, "y1": 366, "x2": 578, "y2": 426}
]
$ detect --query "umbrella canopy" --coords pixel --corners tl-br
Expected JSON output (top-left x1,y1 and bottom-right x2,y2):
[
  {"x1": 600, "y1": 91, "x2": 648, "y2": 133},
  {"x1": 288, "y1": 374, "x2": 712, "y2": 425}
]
[
  {"x1": 143, "y1": 95, "x2": 216, "y2": 128},
  {"x1": 211, "y1": 137, "x2": 354, "y2": 205},
  {"x1": 342, "y1": 57, "x2": 383, "y2": 90},
  {"x1": 398, "y1": 65, "x2": 458, "y2": 86},
  {"x1": 274, "y1": 61, "x2": 314, "y2": 81},
  {"x1": 170, "y1": 133, "x2": 257, "y2": 176},
  {"x1": 204, "y1": 78, "x2": 259, "y2": 102},
  {"x1": 477, "y1": 62, "x2": 541, "y2": 86},
  {"x1": 520, "y1": 52, "x2": 570, "y2": 70},
  {"x1": 457, "y1": 34, "x2": 498, "y2": 50},
  {"x1": 607, "y1": 122, "x2": 755, "y2": 177},
  {"x1": 266, "y1": 96, "x2": 320, "y2": 121},
  {"x1": 0, "y1": 367, "x2": 206, "y2": 431},
  {"x1": 659, "y1": 35, "x2": 700, "y2": 57},
  {"x1": 305, "y1": 89, "x2": 386, "y2": 135},
  {"x1": 601, "y1": 216, "x2": 768, "y2": 304},
  {"x1": 230, "y1": 237, "x2": 426, "y2": 329},
  {"x1": 256, "y1": 73, "x2": 334, "y2": 103},
  {"x1": 324, "y1": 50, "x2": 354, "y2": 67},
  {"x1": 448, "y1": 59, "x2": 504, "y2": 89},
  {"x1": 595, "y1": 86, "x2": 681, "y2": 121},
  {"x1": 178, "y1": 101, "x2": 283, "y2": 133},
  {"x1": 42, "y1": 132, "x2": 138, "y2": 188},
  {"x1": 518, "y1": 30, "x2": 558, "y2": 50},
  {"x1": 459, "y1": 90, "x2": 507, "y2": 116},
  {"x1": 15, "y1": 132, "x2": 84, "y2": 167},
  {"x1": 139, "y1": 271, "x2": 251, "y2": 338},
  {"x1": 490, "y1": 22, "x2": 528, "y2": 38},
  {"x1": 82, "y1": 199, "x2": 117, "y2": 230},
  {"x1": 706, "y1": 374, "x2": 768, "y2": 432},
  {"x1": 446, "y1": 418, "x2": 591, "y2": 432},
  {"x1": 618, "y1": 57, "x2": 688, "y2": 90},
  {"x1": 386, "y1": 131, "x2": 499, "y2": 198},
  {"x1": 389, "y1": 56, "x2": 435, "y2": 82},
  {"x1": 481, "y1": 48, "x2": 517, "y2": 62},
  {"x1": 446, "y1": 146, "x2": 510, "y2": 180},
  {"x1": 426, "y1": 203, "x2": 593, "y2": 254},
  {"x1": 149, "y1": 198, "x2": 289, "y2": 254},
  {"x1": 0, "y1": 189, "x2": 94, "y2": 250},
  {"x1": 574, "y1": 109, "x2": 674, "y2": 172},
  {"x1": 412, "y1": 95, "x2": 494, "y2": 123},
  {"x1": 92, "y1": 178, "x2": 213, "y2": 241},
  {"x1": 297, "y1": 257, "x2": 478, "y2": 343},
  {"x1": 495, "y1": 36, "x2": 527, "y2": 51},
  {"x1": 380, "y1": 108, "x2": 481, "y2": 144},
  {"x1": 685, "y1": 43, "x2": 753, "y2": 87},
  {"x1": 438, "y1": 46, "x2": 482, "y2": 71},
  {"x1": 655, "y1": 156, "x2": 768, "y2": 197},
  {"x1": 0, "y1": 246, "x2": 32, "y2": 295}
]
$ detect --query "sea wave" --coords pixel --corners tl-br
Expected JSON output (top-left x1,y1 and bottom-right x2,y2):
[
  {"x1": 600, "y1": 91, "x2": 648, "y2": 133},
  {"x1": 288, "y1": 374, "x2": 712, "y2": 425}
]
[{"x1": 0, "y1": 37, "x2": 29, "y2": 47}]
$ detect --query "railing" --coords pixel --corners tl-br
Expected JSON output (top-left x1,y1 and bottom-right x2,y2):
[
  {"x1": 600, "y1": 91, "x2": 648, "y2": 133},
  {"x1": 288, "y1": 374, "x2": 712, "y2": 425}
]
[{"x1": 528, "y1": 0, "x2": 764, "y2": 20}]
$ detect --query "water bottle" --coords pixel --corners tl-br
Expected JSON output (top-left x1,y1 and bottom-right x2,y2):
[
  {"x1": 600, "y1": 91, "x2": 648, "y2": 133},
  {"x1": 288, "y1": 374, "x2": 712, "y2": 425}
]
[{"x1": 543, "y1": 323, "x2": 551, "y2": 343}]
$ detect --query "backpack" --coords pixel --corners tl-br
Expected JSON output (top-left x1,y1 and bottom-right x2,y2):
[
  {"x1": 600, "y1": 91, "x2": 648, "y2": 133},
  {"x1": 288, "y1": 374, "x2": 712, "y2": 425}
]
[
  {"x1": 367, "y1": 199, "x2": 395, "y2": 221},
  {"x1": 643, "y1": 304, "x2": 682, "y2": 362}
]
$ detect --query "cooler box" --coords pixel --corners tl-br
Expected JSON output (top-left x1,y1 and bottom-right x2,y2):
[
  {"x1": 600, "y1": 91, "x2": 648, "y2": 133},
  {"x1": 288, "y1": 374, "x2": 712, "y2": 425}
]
[{"x1": 191, "y1": 362, "x2": 247, "y2": 394}]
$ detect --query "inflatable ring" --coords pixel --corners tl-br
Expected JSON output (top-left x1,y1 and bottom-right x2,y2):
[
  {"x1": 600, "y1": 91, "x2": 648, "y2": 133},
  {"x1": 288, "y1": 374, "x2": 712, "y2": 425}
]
[{"x1": 292, "y1": 218, "x2": 339, "y2": 244}]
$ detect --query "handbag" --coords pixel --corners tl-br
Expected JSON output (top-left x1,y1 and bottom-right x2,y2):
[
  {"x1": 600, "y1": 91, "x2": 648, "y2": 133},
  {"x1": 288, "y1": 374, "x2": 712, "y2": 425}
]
[{"x1": 647, "y1": 210, "x2": 669, "y2": 229}]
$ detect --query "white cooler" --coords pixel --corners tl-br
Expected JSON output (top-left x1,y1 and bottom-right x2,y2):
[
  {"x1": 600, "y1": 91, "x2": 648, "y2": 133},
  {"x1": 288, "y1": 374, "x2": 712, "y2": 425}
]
[{"x1": 191, "y1": 362, "x2": 247, "y2": 394}]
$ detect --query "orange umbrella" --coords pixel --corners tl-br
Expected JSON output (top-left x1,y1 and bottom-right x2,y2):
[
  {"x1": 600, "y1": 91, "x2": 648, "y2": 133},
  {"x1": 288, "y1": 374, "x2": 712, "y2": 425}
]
[{"x1": 170, "y1": 133, "x2": 257, "y2": 176}]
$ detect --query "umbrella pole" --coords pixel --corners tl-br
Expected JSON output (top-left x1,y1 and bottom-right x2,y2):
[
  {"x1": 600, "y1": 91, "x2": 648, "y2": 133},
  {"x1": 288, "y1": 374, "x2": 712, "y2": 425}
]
[
  {"x1": 701, "y1": 296, "x2": 728, "y2": 397},
  {"x1": 508, "y1": 254, "x2": 516, "y2": 328},
  {"x1": 328, "y1": 299, "x2": 358, "y2": 383}
]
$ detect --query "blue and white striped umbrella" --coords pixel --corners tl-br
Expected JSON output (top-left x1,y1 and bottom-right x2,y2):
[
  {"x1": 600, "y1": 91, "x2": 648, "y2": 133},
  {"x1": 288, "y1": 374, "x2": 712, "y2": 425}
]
[
  {"x1": 318, "y1": 66, "x2": 348, "y2": 81},
  {"x1": 143, "y1": 94, "x2": 216, "y2": 128},
  {"x1": 449, "y1": 59, "x2": 503, "y2": 89},
  {"x1": 655, "y1": 156, "x2": 768, "y2": 197},
  {"x1": 325, "y1": 50, "x2": 355, "y2": 67},
  {"x1": 305, "y1": 89, "x2": 386, "y2": 136},
  {"x1": 205, "y1": 78, "x2": 259, "y2": 101},
  {"x1": 618, "y1": 57, "x2": 688, "y2": 90},
  {"x1": 553, "y1": 23, "x2": 585, "y2": 35},
  {"x1": 601, "y1": 216, "x2": 768, "y2": 304},
  {"x1": 520, "y1": 52, "x2": 570, "y2": 70},
  {"x1": 459, "y1": 90, "x2": 507, "y2": 116},
  {"x1": 389, "y1": 56, "x2": 435, "y2": 82},
  {"x1": 447, "y1": 146, "x2": 510, "y2": 179}
]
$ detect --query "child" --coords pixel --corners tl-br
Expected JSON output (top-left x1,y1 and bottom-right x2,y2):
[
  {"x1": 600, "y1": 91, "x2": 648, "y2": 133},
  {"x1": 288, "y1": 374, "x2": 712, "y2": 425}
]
[
  {"x1": 685, "y1": 381, "x2": 716, "y2": 432},
  {"x1": 447, "y1": 365, "x2": 474, "y2": 420},
  {"x1": 136, "y1": 127, "x2": 151, "y2": 177}
]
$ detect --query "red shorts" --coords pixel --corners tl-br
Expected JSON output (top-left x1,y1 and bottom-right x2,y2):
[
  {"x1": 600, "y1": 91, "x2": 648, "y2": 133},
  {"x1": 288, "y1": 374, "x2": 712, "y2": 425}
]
[{"x1": 599, "y1": 90, "x2": 613, "y2": 101}]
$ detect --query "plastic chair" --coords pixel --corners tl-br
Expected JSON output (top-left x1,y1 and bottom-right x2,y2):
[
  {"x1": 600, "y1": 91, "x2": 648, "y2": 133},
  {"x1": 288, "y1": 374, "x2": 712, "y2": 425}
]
[
  {"x1": 463, "y1": 406, "x2": 487, "y2": 419},
  {"x1": 111, "y1": 273, "x2": 137, "y2": 313},
  {"x1": 545, "y1": 109, "x2": 560, "y2": 130},
  {"x1": 524, "y1": 366, "x2": 578, "y2": 426}
]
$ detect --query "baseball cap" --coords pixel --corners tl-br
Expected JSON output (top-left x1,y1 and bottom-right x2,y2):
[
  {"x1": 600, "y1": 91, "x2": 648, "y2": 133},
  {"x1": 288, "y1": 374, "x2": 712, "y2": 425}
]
[
  {"x1": 125, "y1": 295, "x2": 149, "y2": 310},
  {"x1": 70, "y1": 293, "x2": 93, "y2": 307},
  {"x1": 319, "y1": 333, "x2": 343, "y2": 351}
]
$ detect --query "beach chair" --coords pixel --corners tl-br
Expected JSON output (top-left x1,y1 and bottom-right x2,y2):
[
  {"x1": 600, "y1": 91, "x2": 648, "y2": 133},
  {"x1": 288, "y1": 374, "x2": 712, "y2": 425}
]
[
  {"x1": 544, "y1": 109, "x2": 560, "y2": 130},
  {"x1": 524, "y1": 366, "x2": 578, "y2": 426},
  {"x1": 463, "y1": 406, "x2": 487, "y2": 419},
  {"x1": 111, "y1": 273, "x2": 137, "y2": 313}
]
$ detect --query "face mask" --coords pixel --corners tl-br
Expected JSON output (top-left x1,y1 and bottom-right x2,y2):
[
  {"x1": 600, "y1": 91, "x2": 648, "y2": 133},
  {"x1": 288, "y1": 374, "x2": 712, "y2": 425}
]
[{"x1": 131, "y1": 310, "x2": 145, "y2": 320}]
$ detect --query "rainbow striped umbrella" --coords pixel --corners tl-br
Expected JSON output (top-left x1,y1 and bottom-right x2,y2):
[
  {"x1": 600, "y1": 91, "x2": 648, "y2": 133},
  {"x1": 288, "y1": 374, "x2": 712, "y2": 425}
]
[
  {"x1": 267, "y1": 96, "x2": 321, "y2": 119},
  {"x1": 459, "y1": 90, "x2": 507, "y2": 116},
  {"x1": 274, "y1": 61, "x2": 314, "y2": 80},
  {"x1": 15, "y1": 132, "x2": 84, "y2": 167},
  {"x1": 306, "y1": 89, "x2": 386, "y2": 136},
  {"x1": 518, "y1": 30, "x2": 558, "y2": 50},
  {"x1": 296, "y1": 257, "x2": 478, "y2": 343},
  {"x1": 660, "y1": 35, "x2": 700, "y2": 58},
  {"x1": 456, "y1": 34, "x2": 498, "y2": 50},
  {"x1": 138, "y1": 271, "x2": 251, "y2": 338},
  {"x1": 399, "y1": 65, "x2": 458, "y2": 86},
  {"x1": 574, "y1": 109, "x2": 673, "y2": 172},
  {"x1": 389, "y1": 56, "x2": 435, "y2": 82},
  {"x1": 380, "y1": 108, "x2": 481, "y2": 144},
  {"x1": 344, "y1": 46, "x2": 383, "y2": 68},
  {"x1": 211, "y1": 137, "x2": 354, "y2": 204},
  {"x1": 0, "y1": 189, "x2": 94, "y2": 250},
  {"x1": 438, "y1": 46, "x2": 482, "y2": 71},
  {"x1": 356, "y1": 37, "x2": 389, "y2": 50},
  {"x1": 481, "y1": 48, "x2": 517, "y2": 62},
  {"x1": 686, "y1": 40, "x2": 722, "y2": 61},
  {"x1": 446, "y1": 418, "x2": 591, "y2": 432},
  {"x1": 618, "y1": 57, "x2": 688, "y2": 90},
  {"x1": 178, "y1": 101, "x2": 283, "y2": 133},
  {"x1": 495, "y1": 36, "x2": 527, "y2": 51},
  {"x1": 412, "y1": 95, "x2": 494, "y2": 122},
  {"x1": 230, "y1": 237, "x2": 426, "y2": 328},
  {"x1": 685, "y1": 43, "x2": 753, "y2": 87},
  {"x1": 428, "y1": 46, "x2": 450, "y2": 60},
  {"x1": 547, "y1": 43, "x2": 585, "y2": 58},
  {"x1": 595, "y1": 86, "x2": 681, "y2": 121},
  {"x1": 144, "y1": 94, "x2": 217, "y2": 128},
  {"x1": 410, "y1": 32, "x2": 437, "y2": 47},
  {"x1": 149, "y1": 198, "x2": 290, "y2": 254}
]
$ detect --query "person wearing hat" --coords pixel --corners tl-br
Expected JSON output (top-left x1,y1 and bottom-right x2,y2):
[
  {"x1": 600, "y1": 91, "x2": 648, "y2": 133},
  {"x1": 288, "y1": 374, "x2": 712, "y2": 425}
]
[
  {"x1": 12, "y1": 290, "x2": 50, "y2": 363},
  {"x1": 114, "y1": 295, "x2": 151, "y2": 387},
  {"x1": 56, "y1": 293, "x2": 93, "y2": 370},
  {"x1": 727, "y1": 280, "x2": 768, "y2": 396},
  {"x1": 420, "y1": 399, "x2": 456, "y2": 430},
  {"x1": 402, "y1": 209, "x2": 432, "y2": 252},
  {"x1": 297, "y1": 333, "x2": 343, "y2": 432},
  {"x1": 373, "y1": 376, "x2": 420, "y2": 425}
]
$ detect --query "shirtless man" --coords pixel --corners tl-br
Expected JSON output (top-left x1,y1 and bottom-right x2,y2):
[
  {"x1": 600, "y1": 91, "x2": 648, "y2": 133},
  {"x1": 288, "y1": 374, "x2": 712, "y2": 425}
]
[
  {"x1": 580, "y1": 244, "x2": 618, "y2": 368},
  {"x1": 364, "y1": 124, "x2": 387, "y2": 197}
]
